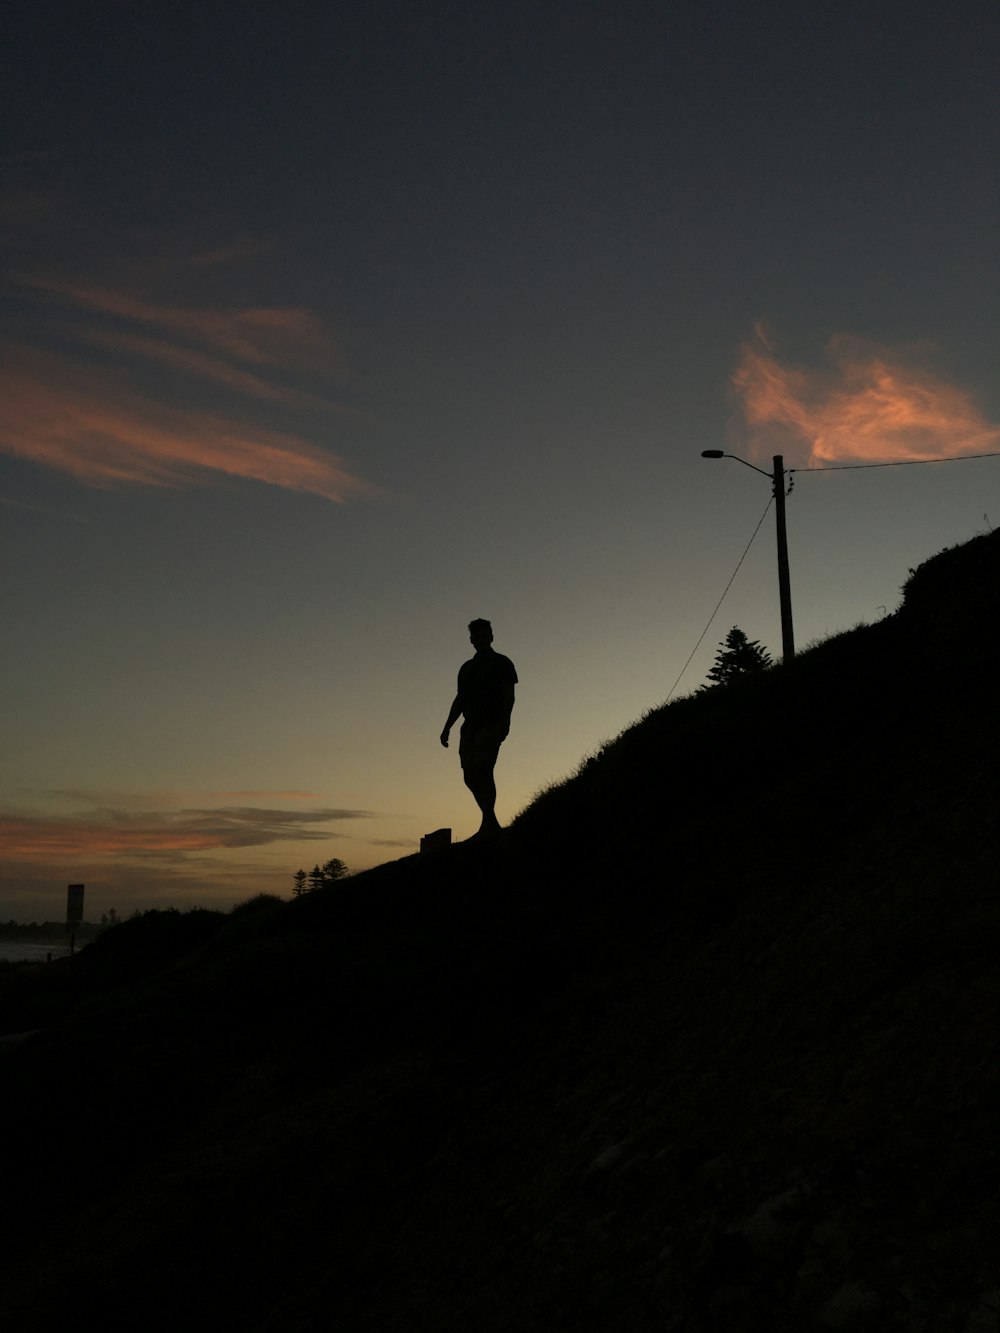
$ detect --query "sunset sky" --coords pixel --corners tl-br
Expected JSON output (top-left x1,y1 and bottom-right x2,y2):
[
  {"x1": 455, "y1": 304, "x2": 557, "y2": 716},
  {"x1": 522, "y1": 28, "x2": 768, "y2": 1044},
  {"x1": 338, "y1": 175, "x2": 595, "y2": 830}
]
[{"x1": 3, "y1": 0, "x2": 998, "y2": 920}]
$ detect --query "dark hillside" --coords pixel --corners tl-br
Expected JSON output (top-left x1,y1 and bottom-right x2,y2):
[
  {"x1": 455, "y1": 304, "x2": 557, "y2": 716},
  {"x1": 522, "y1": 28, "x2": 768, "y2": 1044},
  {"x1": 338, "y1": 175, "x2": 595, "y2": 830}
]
[{"x1": 1, "y1": 531, "x2": 998, "y2": 1331}]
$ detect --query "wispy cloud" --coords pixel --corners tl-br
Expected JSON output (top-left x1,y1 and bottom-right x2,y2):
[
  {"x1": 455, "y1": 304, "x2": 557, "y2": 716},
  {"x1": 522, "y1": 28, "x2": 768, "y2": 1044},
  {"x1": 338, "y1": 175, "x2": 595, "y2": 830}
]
[
  {"x1": 0, "y1": 260, "x2": 370, "y2": 501},
  {"x1": 0, "y1": 805, "x2": 377, "y2": 862},
  {"x1": 72, "y1": 327, "x2": 343, "y2": 412},
  {"x1": 731, "y1": 326, "x2": 1000, "y2": 467},
  {"x1": 26, "y1": 787, "x2": 329, "y2": 808},
  {"x1": 186, "y1": 238, "x2": 271, "y2": 269},
  {"x1": 1, "y1": 345, "x2": 367, "y2": 500},
  {"x1": 16, "y1": 273, "x2": 349, "y2": 373}
]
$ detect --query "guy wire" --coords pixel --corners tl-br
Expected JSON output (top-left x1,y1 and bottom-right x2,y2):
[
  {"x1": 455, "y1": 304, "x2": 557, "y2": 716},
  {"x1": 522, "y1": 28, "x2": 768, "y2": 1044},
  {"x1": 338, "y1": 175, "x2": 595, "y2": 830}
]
[{"x1": 665, "y1": 495, "x2": 775, "y2": 703}]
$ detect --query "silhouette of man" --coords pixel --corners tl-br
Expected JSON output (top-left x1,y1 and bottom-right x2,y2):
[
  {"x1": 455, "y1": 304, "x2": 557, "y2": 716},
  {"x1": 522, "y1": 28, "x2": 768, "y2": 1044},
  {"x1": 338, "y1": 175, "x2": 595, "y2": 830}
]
[{"x1": 440, "y1": 619, "x2": 517, "y2": 837}]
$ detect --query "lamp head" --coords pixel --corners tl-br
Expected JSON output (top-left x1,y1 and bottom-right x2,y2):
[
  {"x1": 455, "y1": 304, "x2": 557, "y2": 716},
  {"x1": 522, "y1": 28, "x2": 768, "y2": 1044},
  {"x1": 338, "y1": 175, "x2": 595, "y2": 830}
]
[{"x1": 701, "y1": 450, "x2": 725, "y2": 459}]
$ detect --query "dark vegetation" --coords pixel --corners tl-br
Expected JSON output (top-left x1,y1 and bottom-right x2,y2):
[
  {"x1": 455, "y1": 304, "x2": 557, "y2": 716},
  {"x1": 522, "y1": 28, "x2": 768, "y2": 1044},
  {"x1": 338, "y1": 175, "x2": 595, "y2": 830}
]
[
  {"x1": 293, "y1": 857, "x2": 349, "y2": 896},
  {"x1": 1, "y1": 531, "x2": 998, "y2": 1331},
  {"x1": 703, "y1": 624, "x2": 773, "y2": 686},
  {"x1": 0, "y1": 919, "x2": 102, "y2": 942}
]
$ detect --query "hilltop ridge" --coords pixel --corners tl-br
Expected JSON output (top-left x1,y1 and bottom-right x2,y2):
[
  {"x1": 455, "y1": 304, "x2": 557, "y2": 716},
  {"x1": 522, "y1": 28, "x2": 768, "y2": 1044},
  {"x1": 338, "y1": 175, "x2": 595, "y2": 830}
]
[{"x1": 1, "y1": 530, "x2": 998, "y2": 1331}]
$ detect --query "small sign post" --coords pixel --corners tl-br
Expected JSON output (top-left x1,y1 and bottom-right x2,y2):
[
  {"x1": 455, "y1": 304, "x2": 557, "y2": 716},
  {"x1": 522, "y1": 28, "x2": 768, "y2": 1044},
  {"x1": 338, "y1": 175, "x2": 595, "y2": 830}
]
[{"x1": 66, "y1": 884, "x2": 85, "y2": 957}]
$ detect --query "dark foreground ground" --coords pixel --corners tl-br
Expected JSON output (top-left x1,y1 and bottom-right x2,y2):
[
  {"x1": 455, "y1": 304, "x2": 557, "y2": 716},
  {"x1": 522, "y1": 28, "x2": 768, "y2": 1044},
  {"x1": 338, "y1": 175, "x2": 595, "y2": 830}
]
[{"x1": 1, "y1": 531, "x2": 998, "y2": 1332}]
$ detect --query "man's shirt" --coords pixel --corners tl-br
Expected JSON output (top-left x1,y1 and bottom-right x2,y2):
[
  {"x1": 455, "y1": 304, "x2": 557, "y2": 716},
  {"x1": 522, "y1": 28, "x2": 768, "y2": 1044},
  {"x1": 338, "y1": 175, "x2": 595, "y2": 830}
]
[{"x1": 457, "y1": 650, "x2": 518, "y2": 730}]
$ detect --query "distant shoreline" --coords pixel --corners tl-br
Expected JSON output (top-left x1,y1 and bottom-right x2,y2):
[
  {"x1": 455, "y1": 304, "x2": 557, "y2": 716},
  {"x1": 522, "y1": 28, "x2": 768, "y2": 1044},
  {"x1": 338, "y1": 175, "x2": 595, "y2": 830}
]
[{"x1": 0, "y1": 940, "x2": 78, "y2": 965}]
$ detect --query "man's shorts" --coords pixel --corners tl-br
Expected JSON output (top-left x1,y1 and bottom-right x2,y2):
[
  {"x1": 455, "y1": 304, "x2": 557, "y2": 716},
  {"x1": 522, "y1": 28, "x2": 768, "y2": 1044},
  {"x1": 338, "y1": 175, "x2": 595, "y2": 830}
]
[{"x1": 459, "y1": 722, "x2": 508, "y2": 773}]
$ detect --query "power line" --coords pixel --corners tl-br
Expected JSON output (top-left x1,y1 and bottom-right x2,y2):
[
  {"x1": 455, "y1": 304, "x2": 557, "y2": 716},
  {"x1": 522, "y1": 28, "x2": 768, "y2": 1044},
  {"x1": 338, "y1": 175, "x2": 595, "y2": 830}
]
[
  {"x1": 665, "y1": 496, "x2": 774, "y2": 703},
  {"x1": 795, "y1": 449, "x2": 1000, "y2": 473}
]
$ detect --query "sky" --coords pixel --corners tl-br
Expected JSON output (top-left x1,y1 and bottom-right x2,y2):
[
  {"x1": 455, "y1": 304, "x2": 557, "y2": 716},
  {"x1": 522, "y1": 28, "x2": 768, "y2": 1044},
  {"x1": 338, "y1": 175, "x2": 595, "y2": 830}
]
[{"x1": 2, "y1": 0, "x2": 998, "y2": 920}]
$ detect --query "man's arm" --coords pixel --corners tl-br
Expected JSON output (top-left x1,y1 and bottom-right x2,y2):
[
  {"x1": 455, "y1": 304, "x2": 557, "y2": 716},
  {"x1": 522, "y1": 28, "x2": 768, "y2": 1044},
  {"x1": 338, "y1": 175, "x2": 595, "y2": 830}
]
[
  {"x1": 499, "y1": 657, "x2": 517, "y2": 734},
  {"x1": 440, "y1": 695, "x2": 462, "y2": 747},
  {"x1": 500, "y1": 682, "x2": 515, "y2": 734}
]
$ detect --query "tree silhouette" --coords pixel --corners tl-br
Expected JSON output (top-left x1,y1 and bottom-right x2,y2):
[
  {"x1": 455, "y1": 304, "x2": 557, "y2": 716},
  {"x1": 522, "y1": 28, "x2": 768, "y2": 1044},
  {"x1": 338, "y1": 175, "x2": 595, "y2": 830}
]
[
  {"x1": 704, "y1": 625, "x2": 772, "y2": 687},
  {"x1": 297, "y1": 860, "x2": 349, "y2": 895},
  {"x1": 320, "y1": 858, "x2": 348, "y2": 885}
]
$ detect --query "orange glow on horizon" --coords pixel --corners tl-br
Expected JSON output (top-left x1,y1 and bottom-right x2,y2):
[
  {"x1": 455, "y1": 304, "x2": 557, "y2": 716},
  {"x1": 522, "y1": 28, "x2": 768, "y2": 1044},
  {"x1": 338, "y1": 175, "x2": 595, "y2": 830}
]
[
  {"x1": 731, "y1": 328, "x2": 1000, "y2": 466},
  {"x1": 0, "y1": 804, "x2": 368, "y2": 864},
  {"x1": 0, "y1": 817, "x2": 227, "y2": 860}
]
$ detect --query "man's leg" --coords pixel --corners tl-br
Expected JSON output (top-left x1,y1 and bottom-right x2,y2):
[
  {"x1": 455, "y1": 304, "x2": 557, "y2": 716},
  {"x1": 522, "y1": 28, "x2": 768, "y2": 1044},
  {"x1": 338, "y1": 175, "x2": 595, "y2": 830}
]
[
  {"x1": 463, "y1": 760, "x2": 500, "y2": 833},
  {"x1": 460, "y1": 725, "x2": 505, "y2": 836}
]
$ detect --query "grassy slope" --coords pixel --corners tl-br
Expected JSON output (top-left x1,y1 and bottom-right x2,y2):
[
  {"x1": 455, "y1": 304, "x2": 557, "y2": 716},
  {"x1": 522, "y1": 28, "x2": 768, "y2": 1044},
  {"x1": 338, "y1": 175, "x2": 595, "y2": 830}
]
[{"x1": 1, "y1": 531, "x2": 998, "y2": 1332}]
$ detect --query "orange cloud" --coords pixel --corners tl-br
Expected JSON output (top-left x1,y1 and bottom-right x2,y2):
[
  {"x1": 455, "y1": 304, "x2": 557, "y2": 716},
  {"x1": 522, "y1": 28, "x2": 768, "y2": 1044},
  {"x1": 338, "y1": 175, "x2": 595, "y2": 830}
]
[
  {"x1": 0, "y1": 347, "x2": 367, "y2": 500},
  {"x1": 0, "y1": 805, "x2": 376, "y2": 864},
  {"x1": 16, "y1": 273, "x2": 347, "y2": 373},
  {"x1": 731, "y1": 327, "x2": 1000, "y2": 466},
  {"x1": 73, "y1": 327, "x2": 346, "y2": 413},
  {"x1": 2, "y1": 263, "x2": 369, "y2": 500}
]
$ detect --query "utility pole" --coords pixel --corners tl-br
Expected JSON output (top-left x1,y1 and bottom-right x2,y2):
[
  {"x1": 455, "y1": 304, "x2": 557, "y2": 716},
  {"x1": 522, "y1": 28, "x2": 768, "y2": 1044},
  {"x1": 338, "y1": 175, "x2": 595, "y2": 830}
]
[
  {"x1": 701, "y1": 449, "x2": 796, "y2": 662},
  {"x1": 771, "y1": 455, "x2": 795, "y2": 661}
]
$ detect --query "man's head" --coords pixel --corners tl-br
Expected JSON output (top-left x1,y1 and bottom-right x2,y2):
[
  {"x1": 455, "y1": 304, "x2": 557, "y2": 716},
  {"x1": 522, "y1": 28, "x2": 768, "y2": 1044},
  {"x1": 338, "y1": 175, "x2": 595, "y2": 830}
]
[{"x1": 468, "y1": 618, "x2": 493, "y2": 652}]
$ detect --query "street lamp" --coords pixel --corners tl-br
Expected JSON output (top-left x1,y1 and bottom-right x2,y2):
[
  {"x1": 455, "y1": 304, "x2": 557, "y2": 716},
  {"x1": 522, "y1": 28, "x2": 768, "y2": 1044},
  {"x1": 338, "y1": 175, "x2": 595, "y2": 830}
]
[{"x1": 701, "y1": 451, "x2": 795, "y2": 662}]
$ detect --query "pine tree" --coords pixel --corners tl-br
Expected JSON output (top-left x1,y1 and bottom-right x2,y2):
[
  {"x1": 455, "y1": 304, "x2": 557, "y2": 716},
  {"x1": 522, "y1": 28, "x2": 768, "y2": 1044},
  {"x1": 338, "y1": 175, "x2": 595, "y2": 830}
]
[
  {"x1": 294, "y1": 861, "x2": 349, "y2": 894},
  {"x1": 704, "y1": 625, "x2": 773, "y2": 687}
]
